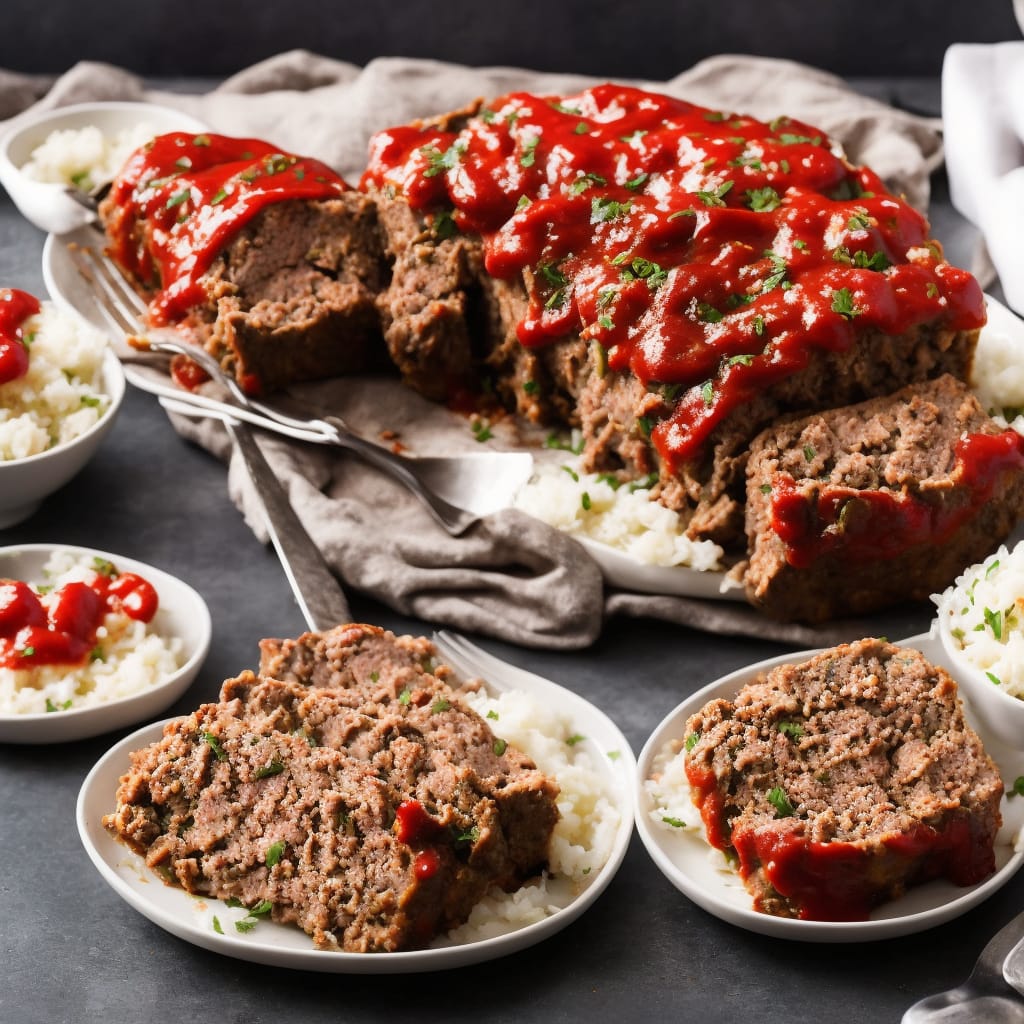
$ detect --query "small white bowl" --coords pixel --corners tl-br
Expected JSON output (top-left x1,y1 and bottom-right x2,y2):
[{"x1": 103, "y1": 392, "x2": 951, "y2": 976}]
[
  {"x1": 0, "y1": 100, "x2": 208, "y2": 235},
  {"x1": 936, "y1": 599, "x2": 1024, "y2": 751},
  {"x1": 0, "y1": 345, "x2": 126, "y2": 528},
  {"x1": 0, "y1": 544, "x2": 211, "y2": 744}
]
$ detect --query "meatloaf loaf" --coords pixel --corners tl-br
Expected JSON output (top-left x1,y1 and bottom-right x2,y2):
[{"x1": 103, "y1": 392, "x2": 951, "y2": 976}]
[
  {"x1": 99, "y1": 133, "x2": 385, "y2": 395},
  {"x1": 361, "y1": 84, "x2": 986, "y2": 548},
  {"x1": 104, "y1": 623, "x2": 560, "y2": 952},
  {"x1": 683, "y1": 638, "x2": 1003, "y2": 921},
  {"x1": 743, "y1": 374, "x2": 1024, "y2": 622}
]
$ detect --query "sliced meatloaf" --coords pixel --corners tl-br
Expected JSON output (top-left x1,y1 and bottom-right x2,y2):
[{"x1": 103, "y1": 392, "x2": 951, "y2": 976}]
[
  {"x1": 684, "y1": 638, "x2": 1003, "y2": 921},
  {"x1": 99, "y1": 133, "x2": 387, "y2": 395},
  {"x1": 104, "y1": 624, "x2": 560, "y2": 952},
  {"x1": 743, "y1": 374, "x2": 1024, "y2": 622},
  {"x1": 361, "y1": 85, "x2": 986, "y2": 551}
]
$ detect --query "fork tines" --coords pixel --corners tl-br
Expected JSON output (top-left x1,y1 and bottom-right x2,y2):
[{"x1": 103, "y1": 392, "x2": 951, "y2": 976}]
[{"x1": 68, "y1": 242, "x2": 149, "y2": 337}]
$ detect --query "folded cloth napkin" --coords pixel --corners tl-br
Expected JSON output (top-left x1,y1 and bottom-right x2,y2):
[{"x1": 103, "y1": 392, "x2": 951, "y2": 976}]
[
  {"x1": 943, "y1": 41, "x2": 1024, "y2": 314},
  {"x1": 1, "y1": 51, "x2": 948, "y2": 649}
]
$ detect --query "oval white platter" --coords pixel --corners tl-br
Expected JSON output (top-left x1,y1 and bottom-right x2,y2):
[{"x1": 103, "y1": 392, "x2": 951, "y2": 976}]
[
  {"x1": 635, "y1": 631, "x2": 1024, "y2": 942},
  {"x1": 77, "y1": 643, "x2": 636, "y2": 973},
  {"x1": 0, "y1": 544, "x2": 211, "y2": 744}
]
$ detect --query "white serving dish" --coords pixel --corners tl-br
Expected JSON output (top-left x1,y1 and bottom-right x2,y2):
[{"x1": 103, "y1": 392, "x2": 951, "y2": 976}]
[
  {"x1": 0, "y1": 543, "x2": 211, "y2": 743},
  {"x1": 0, "y1": 100, "x2": 207, "y2": 235}
]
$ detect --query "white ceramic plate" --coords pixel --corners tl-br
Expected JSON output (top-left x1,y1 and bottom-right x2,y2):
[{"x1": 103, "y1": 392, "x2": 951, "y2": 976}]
[
  {"x1": 0, "y1": 544, "x2": 211, "y2": 744},
  {"x1": 635, "y1": 632, "x2": 1024, "y2": 942},
  {"x1": 0, "y1": 100, "x2": 208, "y2": 235},
  {"x1": 77, "y1": 646, "x2": 636, "y2": 973}
]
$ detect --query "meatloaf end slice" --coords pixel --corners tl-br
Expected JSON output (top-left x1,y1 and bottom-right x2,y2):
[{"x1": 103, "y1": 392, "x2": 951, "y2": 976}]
[
  {"x1": 187, "y1": 194, "x2": 386, "y2": 393},
  {"x1": 742, "y1": 374, "x2": 1024, "y2": 622},
  {"x1": 105, "y1": 624, "x2": 560, "y2": 952},
  {"x1": 683, "y1": 637, "x2": 1003, "y2": 920}
]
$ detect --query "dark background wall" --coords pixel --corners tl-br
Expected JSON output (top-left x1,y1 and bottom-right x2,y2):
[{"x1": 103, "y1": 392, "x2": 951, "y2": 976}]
[{"x1": 5, "y1": 0, "x2": 1021, "y2": 79}]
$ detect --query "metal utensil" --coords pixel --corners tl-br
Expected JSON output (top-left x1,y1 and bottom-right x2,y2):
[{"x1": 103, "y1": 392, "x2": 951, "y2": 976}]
[
  {"x1": 68, "y1": 235, "x2": 534, "y2": 535},
  {"x1": 902, "y1": 911, "x2": 1024, "y2": 1022}
]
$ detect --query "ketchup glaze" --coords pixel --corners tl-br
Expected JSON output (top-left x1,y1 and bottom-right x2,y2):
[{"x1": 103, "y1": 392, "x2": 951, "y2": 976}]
[
  {"x1": 362, "y1": 84, "x2": 985, "y2": 470},
  {"x1": 0, "y1": 288, "x2": 41, "y2": 386},
  {"x1": 104, "y1": 133, "x2": 350, "y2": 326},
  {"x1": 768, "y1": 428, "x2": 1024, "y2": 569},
  {"x1": 0, "y1": 563, "x2": 159, "y2": 670}
]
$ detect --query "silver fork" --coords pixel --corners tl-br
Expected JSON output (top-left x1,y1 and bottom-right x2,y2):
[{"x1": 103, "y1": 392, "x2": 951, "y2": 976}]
[
  {"x1": 69, "y1": 238, "x2": 534, "y2": 536},
  {"x1": 69, "y1": 246, "x2": 355, "y2": 632}
]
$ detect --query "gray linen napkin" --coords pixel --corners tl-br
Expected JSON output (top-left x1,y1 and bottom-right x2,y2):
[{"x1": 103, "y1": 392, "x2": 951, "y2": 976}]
[{"x1": 2, "y1": 51, "x2": 946, "y2": 649}]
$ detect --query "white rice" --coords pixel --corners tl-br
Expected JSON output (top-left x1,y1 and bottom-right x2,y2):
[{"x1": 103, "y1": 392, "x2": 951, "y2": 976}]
[
  {"x1": 436, "y1": 685, "x2": 622, "y2": 944},
  {"x1": 513, "y1": 456, "x2": 724, "y2": 571},
  {"x1": 933, "y1": 541, "x2": 1024, "y2": 697},
  {"x1": 642, "y1": 737, "x2": 735, "y2": 881},
  {"x1": 0, "y1": 301, "x2": 110, "y2": 461},
  {"x1": 0, "y1": 551, "x2": 183, "y2": 716},
  {"x1": 972, "y1": 315, "x2": 1024, "y2": 436},
  {"x1": 21, "y1": 122, "x2": 157, "y2": 194}
]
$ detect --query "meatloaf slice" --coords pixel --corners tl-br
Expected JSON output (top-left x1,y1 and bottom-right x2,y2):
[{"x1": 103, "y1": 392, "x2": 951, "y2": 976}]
[
  {"x1": 104, "y1": 624, "x2": 560, "y2": 952},
  {"x1": 188, "y1": 195, "x2": 386, "y2": 394},
  {"x1": 684, "y1": 638, "x2": 1003, "y2": 921},
  {"x1": 742, "y1": 374, "x2": 1024, "y2": 621}
]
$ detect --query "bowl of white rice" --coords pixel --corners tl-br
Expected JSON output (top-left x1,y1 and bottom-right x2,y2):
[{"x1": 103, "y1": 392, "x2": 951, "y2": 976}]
[
  {"x1": 0, "y1": 544, "x2": 211, "y2": 744},
  {"x1": 0, "y1": 100, "x2": 207, "y2": 235},
  {"x1": 0, "y1": 296, "x2": 125, "y2": 527},
  {"x1": 933, "y1": 537, "x2": 1024, "y2": 749}
]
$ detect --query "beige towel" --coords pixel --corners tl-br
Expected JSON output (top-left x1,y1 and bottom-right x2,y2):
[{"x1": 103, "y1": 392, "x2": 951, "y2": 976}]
[{"x1": 2, "y1": 51, "x2": 948, "y2": 648}]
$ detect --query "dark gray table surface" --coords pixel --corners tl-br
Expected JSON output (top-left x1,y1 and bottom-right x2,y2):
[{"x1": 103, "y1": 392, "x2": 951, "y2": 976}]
[{"x1": 0, "y1": 78, "x2": 1019, "y2": 1024}]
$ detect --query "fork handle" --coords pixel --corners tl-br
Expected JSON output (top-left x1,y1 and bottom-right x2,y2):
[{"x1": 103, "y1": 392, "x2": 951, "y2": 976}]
[
  {"x1": 319, "y1": 416, "x2": 477, "y2": 536},
  {"x1": 226, "y1": 420, "x2": 352, "y2": 632}
]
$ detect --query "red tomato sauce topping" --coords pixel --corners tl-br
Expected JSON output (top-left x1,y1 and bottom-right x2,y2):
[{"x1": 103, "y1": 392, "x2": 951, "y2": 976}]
[
  {"x1": 104, "y1": 132, "x2": 350, "y2": 326},
  {"x1": 0, "y1": 563, "x2": 159, "y2": 669},
  {"x1": 362, "y1": 84, "x2": 985, "y2": 469},
  {"x1": 768, "y1": 429, "x2": 1024, "y2": 569},
  {"x1": 0, "y1": 288, "x2": 41, "y2": 385}
]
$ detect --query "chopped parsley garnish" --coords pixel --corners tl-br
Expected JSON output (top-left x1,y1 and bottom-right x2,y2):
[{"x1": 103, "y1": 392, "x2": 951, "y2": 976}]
[
  {"x1": 486, "y1": 709, "x2": 499, "y2": 720},
  {"x1": 254, "y1": 758, "x2": 285, "y2": 779},
  {"x1": 983, "y1": 606, "x2": 1004, "y2": 641},
  {"x1": 165, "y1": 188, "x2": 190, "y2": 209},
  {"x1": 398, "y1": 688, "x2": 412, "y2": 705},
  {"x1": 727, "y1": 354, "x2": 754, "y2": 367},
  {"x1": 767, "y1": 786, "x2": 795, "y2": 817},
  {"x1": 700, "y1": 380, "x2": 715, "y2": 407},
  {"x1": 832, "y1": 247, "x2": 890, "y2": 271},
  {"x1": 926, "y1": 282, "x2": 940, "y2": 299},
  {"x1": 569, "y1": 171, "x2": 607, "y2": 195},
  {"x1": 519, "y1": 135, "x2": 540, "y2": 168},
  {"x1": 493, "y1": 738, "x2": 507, "y2": 756},
  {"x1": 987, "y1": 671, "x2": 1003, "y2": 687},
  {"x1": 777, "y1": 721, "x2": 804, "y2": 739},
  {"x1": 746, "y1": 186, "x2": 781, "y2": 212},
  {"x1": 45, "y1": 698, "x2": 72, "y2": 712},
  {"x1": 523, "y1": 379, "x2": 538, "y2": 395},
  {"x1": 515, "y1": 194, "x2": 531, "y2": 212},
  {"x1": 696, "y1": 302, "x2": 722, "y2": 324},
  {"x1": 455, "y1": 825, "x2": 481, "y2": 844},
  {"x1": 636, "y1": 416, "x2": 654, "y2": 438},
  {"x1": 1009, "y1": 776, "x2": 1024, "y2": 798},
  {"x1": 265, "y1": 842, "x2": 285, "y2": 868},
  {"x1": 620, "y1": 257, "x2": 668, "y2": 290},
  {"x1": 203, "y1": 732, "x2": 227, "y2": 762},
  {"x1": 20, "y1": 646, "x2": 35, "y2": 657},
  {"x1": 759, "y1": 483, "x2": 772, "y2": 494},
  {"x1": 421, "y1": 141, "x2": 465, "y2": 178},
  {"x1": 685, "y1": 732, "x2": 701, "y2": 751},
  {"x1": 574, "y1": 121, "x2": 590, "y2": 135},
  {"x1": 581, "y1": 492, "x2": 592, "y2": 511},
  {"x1": 431, "y1": 699, "x2": 451, "y2": 714},
  {"x1": 831, "y1": 287, "x2": 862, "y2": 319},
  {"x1": 662, "y1": 816, "x2": 686, "y2": 828},
  {"x1": 471, "y1": 419, "x2": 494, "y2": 443},
  {"x1": 762, "y1": 251, "x2": 790, "y2": 292},
  {"x1": 778, "y1": 132, "x2": 821, "y2": 146},
  {"x1": 566, "y1": 734, "x2": 586, "y2": 746},
  {"x1": 803, "y1": 445, "x2": 816, "y2": 461},
  {"x1": 752, "y1": 314, "x2": 766, "y2": 337},
  {"x1": 624, "y1": 172, "x2": 649, "y2": 191},
  {"x1": 544, "y1": 430, "x2": 585, "y2": 454},
  {"x1": 431, "y1": 209, "x2": 458, "y2": 240},
  {"x1": 92, "y1": 557, "x2": 118, "y2": 578},
  {"x1": 212, "y1": 916, "x2": 224, "y2": 934},
  {"x1": 210, "y1": 187, "x2": 229, "y2": 206},
  {"x1": 193, "y1": 134, "x2": 211, "y2": 147},
  {"x1": 561, "y1": 465, "x2": 580, "y2": 482},
  {"x1": 696, "y1": 180, "x2": 734, "y2": 207},
  {"x1": 591, "y1": 196, "x2": 631, "y2": 222},
  {"x1": 668, "y1": 208, "x2": 697, "y2": 220},
  {"x1": 847, "y1": 211, "x2": 872, "y2": 232}
]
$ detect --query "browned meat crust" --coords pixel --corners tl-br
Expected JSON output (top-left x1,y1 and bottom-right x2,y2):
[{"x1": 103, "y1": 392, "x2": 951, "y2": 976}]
[
  {"x1": 684, "y1": 638, "x2": 1003, "y2": 920},
  {"x1": 743, "y1": 375, "x2": 1024, "y2": 622},
  {"x1": 104, "y1": 624, "x2": 560, "y2": 952}
]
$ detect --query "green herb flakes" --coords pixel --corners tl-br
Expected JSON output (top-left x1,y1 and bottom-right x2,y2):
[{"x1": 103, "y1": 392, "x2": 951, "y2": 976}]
[
  {"x1": 777, "y1": 721, "x2": 804, "y2": 740},
  {"x1": 767, "y1": 786, "x2": 795, "y2": 818},
  {"x1": 746, "y1": 187, "x2": 781, "y2": 212},
  {"x1": 203, "y1": 732, "x2": 227, "y2": 762},
  {"x1": 493, "y1": 738, "x2": 507, "y2": 756},
  {"x1": 685, "y1": 732, "x2": 700, "y2": 751},
  {"x1": 486, "y1": 709, "x2": 499, "y2": 720},
  {"x1": 566, "y1": 734, "x2": 586, "y2": 746},
  {"x1": 265, "y1": 842, "x2": 285, "y2": 868},
  {"x1": 696, "y1": 180, "x2": 734, "y2": 207},
  {"x1": 471, "y1": 419, "x2": 494, "y2": 443},
  {"x1": 581, "y1": 492, "x2": 592, "y2": 511},
  {"x1": 212, "y1": 916, "x2": 223, "y2": 934},
  {"x1": 662, "y1": 815, "x2": 686, "y2": 828},
  {"x1": 831, "y1": 287, "x2": 862, "y2": 320},
  {"x1": 254, "y1": 758, "x2": 285, "y2": 780},
  {"x1": 431, "y1": 699, "x2": 451, "y2": 714},
  {"x1": 398, "y1": 688, "x2": 412, "y2": 705}
]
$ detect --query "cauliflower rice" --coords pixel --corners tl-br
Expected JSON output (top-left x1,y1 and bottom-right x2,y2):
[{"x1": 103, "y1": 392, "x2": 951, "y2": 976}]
[
  {"x1": 0, "y1": 551, "x2": 183, "y2": 716},
  {"x1": 933, "y1": 540, "x2": 1024, "y2": 698},
  {"x1": 0, "y1": 301, "x2": 110, "y2": 461},
  {"x1": 21, "y1": 122, "x2": 157, "y2": 194},
  {"x1": 972, "y1": 313, "x2": 1024, "y2": 436}
]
